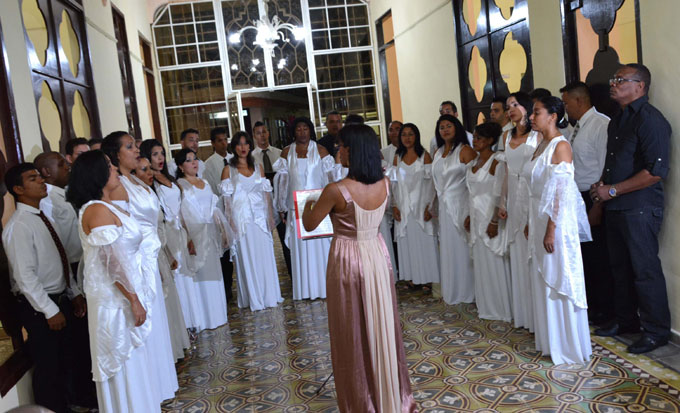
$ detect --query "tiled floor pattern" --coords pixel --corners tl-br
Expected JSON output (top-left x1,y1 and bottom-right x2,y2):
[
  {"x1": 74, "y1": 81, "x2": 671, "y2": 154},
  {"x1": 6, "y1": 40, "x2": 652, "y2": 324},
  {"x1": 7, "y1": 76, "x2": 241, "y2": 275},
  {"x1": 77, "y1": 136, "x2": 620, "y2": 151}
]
[{"x1": 162, "y1": 240, "x2": 680, "y2": 412}]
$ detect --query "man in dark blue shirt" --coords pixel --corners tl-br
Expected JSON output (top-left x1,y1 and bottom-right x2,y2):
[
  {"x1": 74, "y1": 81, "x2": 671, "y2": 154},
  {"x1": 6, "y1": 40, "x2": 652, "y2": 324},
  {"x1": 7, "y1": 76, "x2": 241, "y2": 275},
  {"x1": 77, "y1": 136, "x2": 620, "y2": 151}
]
[
  {"x1": 317, "y1": 111, "x2": 343, "y2": 158},
  {"x1": 590, "y1": 64, "x2": 672, "y2": 354}
]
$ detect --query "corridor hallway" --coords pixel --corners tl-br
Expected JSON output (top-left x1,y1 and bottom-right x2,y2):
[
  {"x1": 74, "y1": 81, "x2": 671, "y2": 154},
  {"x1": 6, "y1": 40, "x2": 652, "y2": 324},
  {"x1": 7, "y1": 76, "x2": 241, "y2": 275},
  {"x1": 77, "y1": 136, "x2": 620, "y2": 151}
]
[{"x1": 161, "y1": 243, "x2": 680, "y2": 412}]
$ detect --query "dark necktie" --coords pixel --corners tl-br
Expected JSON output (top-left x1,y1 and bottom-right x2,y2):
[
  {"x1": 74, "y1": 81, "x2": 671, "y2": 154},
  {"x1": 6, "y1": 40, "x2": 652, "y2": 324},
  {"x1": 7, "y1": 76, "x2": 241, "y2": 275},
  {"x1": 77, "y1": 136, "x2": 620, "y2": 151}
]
[
  {"x1": 569, "y1": 121, "x2": 580, "y2": 145},
  {"x1": 224, "y1": 158, "x2": 228, "y2": 166},
  {"x1": 36, "y1": 211, "x2": 70, "y2": 287},
  {"x1": 262, "y1": 149, "x2": 273, "y2": 174}
]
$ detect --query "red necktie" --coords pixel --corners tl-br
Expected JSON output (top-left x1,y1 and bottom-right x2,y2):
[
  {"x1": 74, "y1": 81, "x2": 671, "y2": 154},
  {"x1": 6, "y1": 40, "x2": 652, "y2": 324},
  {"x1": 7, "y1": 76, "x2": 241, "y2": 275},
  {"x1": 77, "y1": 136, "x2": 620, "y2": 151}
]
[{"x1": 36, "y1": 211, "x2": 70, "y2": 287}]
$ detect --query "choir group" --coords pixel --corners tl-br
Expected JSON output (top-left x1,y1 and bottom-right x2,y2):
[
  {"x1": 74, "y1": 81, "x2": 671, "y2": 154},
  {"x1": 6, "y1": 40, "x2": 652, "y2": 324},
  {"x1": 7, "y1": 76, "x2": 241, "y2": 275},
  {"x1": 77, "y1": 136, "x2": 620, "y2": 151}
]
[{"x1": 2, "y1": 63, "x2": 672, "y2": 413}]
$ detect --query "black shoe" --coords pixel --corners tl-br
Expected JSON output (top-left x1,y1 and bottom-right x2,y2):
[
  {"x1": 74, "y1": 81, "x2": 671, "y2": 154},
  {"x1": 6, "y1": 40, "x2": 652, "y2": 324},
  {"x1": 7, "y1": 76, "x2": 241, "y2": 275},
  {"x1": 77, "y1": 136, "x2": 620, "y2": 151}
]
[
  {"x1": 594, "y1": 322, "x2": 640, "y2": 337},
  {"x1": 627, "y1": 335, "x2": 669, "y2": 354}
]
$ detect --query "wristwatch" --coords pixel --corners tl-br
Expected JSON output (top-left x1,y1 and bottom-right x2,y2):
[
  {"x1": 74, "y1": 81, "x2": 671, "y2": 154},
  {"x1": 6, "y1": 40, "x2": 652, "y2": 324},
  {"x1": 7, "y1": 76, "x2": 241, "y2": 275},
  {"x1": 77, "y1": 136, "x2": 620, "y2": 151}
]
[{"x1": 608, "y1": 185, "x2": 617, "y2": 198}]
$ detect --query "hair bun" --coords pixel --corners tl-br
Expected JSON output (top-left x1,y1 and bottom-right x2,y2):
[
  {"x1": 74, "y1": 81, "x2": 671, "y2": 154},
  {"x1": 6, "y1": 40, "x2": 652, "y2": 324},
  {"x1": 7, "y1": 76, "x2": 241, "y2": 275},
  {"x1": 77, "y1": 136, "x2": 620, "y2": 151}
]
[{"x1": 557, "y1": 118, "x2": 569, "y2": 129}]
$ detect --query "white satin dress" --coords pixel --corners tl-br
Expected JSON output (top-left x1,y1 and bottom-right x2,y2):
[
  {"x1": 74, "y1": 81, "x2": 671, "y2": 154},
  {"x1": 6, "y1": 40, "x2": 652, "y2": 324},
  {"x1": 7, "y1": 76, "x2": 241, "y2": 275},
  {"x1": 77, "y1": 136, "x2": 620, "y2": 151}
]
[
  {"x1": 388, "y1": 154, "x2": 440, "y2": 284},
  {"x1": 503, "y1": 131, "x2": 539, "y2": 331},
  {"x1": 466, "y1": 153, "x2": 512, "y2": 322},
  {"x1": 78, "y1": 200, "x2": 158, "y2": 413},
  {"x1": 121, "y1": 175, "x2": 178, "y2": 403},
  {"x1": 432, "y1": 144, "x2": 474, "y2": 304},
  {"x1": 178, "y1": 178, "x2": 229, "y2": 329},
  {"x1": 154, "y1": 181, "x2": 204, "y2": 331},
  {"x1": 221, "y1": 168, "x2": 283, "y2": 311},
  {"x1": 523, "y1": 136, "x2": 592, "y2": 365}
]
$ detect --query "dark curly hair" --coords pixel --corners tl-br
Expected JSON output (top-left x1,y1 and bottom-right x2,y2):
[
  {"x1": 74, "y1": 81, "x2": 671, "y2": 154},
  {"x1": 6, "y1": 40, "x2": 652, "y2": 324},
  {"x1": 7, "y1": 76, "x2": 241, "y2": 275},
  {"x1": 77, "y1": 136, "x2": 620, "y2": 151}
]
[{"x1": 66, "y1": 150, "x2": 112, "y2": 210}]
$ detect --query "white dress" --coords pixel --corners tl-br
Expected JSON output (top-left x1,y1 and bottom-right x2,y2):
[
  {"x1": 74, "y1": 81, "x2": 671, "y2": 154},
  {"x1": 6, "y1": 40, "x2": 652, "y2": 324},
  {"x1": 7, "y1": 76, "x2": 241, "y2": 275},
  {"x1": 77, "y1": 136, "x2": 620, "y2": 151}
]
[
  {"x1": 78, "y1": 200, "x2": 158, "y2": 413},
  {"x1": 523, "y1": 136, "x2": 592, "y2": 365},
  {"x1": 157, "y1": 209, "x2": 190, "y2": 361},
  {"x1": 177, "y1": 178, "x2": 229, "y2": 329},
  {"x1": 503, "y1": 131, "x2": 539, "y2": 331},
  {"x1": 272, "y1": 141, "x2": 338, "y2": 300},
  {"x1": 154, "y1": 181, "x2": 204, "y2": 331},
  {"x1": 221, "y1": 167, "x2": 283, "y2": 311},
  {"x1": 432, "y1": 145, "x2": 474, "y2": 304},
  {"x1": 120, "y1": 175, "x2": 178, "y2": 403},
  {"x1": 466, "y1": 153, "x2": 512, "y2": 322},
  {"x1": 388, "y1": 153, "x2": 440, "y2": 284}
]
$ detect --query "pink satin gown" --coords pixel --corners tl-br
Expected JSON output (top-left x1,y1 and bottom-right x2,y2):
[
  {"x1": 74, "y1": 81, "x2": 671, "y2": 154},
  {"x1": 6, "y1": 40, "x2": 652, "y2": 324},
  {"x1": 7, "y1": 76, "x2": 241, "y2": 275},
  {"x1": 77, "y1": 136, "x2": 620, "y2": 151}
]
[{"x1": 326, "y1": 179, "x2": 416, "y2": 413}]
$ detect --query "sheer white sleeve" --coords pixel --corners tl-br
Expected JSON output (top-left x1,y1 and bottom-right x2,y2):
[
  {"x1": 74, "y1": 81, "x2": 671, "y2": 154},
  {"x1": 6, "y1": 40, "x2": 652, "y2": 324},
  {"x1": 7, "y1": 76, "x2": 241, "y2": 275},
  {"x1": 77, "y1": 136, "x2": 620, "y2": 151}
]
[
  {"x1": 272, "y1": 158, "x2": 289, "y2": 212},
  {"x1": 86, "y1": 226, "x2": 137, "y2": 298},
  {"x1": 322, "y1": 155, "x2": 344, "y2": 182},
  {"x1": 422, "y1": 163, "x2": 436, "y2": 212},
  {"x1": 538, "y1": 162, "x2": 592, "y2": 243},
  {"x1": 261, "y1": 178, "x2": 277, "y2": 233},
  {"x1": 386, "y1": 165, "x2": 400, "y2": 209}
]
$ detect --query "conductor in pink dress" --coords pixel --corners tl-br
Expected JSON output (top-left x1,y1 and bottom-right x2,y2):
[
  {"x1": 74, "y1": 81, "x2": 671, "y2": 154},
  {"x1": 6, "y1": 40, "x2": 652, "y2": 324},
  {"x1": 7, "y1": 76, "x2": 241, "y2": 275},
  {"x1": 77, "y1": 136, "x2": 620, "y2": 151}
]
[{"x1": 302, "y1": 124, "x2": 416, "y2": 412}]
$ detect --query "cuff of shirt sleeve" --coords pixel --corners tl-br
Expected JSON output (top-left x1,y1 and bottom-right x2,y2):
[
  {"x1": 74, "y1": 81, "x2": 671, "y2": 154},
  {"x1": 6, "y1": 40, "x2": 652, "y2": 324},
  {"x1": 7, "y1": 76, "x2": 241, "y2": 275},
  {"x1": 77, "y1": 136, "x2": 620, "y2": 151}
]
[
  {"x1": 43, "y1": 301, "x2": 60, "y2": 319},
  {"x1": 647, "y1": 160, "x2": 669, "y2": 179},
  {"x1": 66, "y1": 284, "x2": 82, "y2": 300}
]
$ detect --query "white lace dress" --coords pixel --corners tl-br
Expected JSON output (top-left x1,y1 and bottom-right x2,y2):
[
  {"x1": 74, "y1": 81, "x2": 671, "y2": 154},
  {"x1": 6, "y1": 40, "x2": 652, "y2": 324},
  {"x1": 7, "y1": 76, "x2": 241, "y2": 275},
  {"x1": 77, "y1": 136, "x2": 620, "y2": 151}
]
[
  {"x1": 432, "y1": 144, "x2": 474, "y2": 304},
  {"x1": 177, "y1": 178, "x2": 229, "y2": 329},
  {"x1": 78, "y1": 200, "x2": 158, "y2": 413},
  {"x1": 154, "y1": 181, "x2": 204, "y2": 331},
  {"x1": 221, "y1": 168, "x2": 283, "y2": 311},
  {"x1": 388, "y1": 153, "x2": 440, "y2": 284},
  {"x1": 273, "y1": 141, "x2": 340, "y2": 300},
  {"x1": 503, "y1": 131, "x2": 539, "y2": 331},
  {"x1": 120, "y1": 175, "x2": 178, "y2": 403},
  {"x1": 523, "y1": 136, "x2": 592, "y2": 365},
  {"x1": 466, "y1": 153, "x2": 512, "y2": 322}
]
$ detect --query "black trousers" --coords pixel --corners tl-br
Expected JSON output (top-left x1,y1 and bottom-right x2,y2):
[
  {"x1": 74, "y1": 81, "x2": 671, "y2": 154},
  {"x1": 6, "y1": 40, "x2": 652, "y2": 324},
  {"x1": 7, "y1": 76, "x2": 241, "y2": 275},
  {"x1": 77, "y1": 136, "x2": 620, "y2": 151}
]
[
  {"x1": 580, "y1": 192, "x2": 614, "y2": 321},
  {"x1": 276, "y1": 218, "x2": 292, "y2": 278},
  {"x1": 220, "y1": 250, "x2": 234, "y2": 302},
  {"x1": 68, "y1": 262, "x2": 97, "y2": 408},
  {"x1": 17, "y1": 293, "x2": 75, "y2": 413},
  {"x1": 606, "y1": 206, "x2": 670, "y2": 340}
]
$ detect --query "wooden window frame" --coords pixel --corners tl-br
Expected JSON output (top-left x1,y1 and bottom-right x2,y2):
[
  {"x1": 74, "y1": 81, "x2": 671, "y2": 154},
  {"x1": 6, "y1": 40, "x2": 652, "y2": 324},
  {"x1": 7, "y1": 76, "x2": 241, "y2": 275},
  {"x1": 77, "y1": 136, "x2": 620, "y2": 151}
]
[
  {"x1": 376, "y1": 10, "x2": 393, "y2": 125},
  {"x1": 112, "y1": 5, "x2": 141, "y2": 139},
  {"x1": 140, "y1": 36, "x2": 162, "y2": 141}
]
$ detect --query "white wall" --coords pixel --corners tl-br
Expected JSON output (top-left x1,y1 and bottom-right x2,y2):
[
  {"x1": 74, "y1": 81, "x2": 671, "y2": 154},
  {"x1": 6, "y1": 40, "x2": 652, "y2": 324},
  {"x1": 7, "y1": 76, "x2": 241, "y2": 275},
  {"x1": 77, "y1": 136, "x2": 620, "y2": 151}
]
[{"x1": 0, "y1": 371, "x2": 32, "y2": 410}]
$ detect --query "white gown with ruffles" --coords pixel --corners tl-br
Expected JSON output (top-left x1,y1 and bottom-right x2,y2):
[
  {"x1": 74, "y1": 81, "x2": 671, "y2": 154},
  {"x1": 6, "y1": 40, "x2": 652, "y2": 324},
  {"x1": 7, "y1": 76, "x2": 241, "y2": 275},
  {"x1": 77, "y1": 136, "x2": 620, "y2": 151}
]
[
  {"x1": 78, "y1": 200, "x2": 158, "y2": 413},
  {"x1": 120, "y1": 175, "x2": 178, "y2": 403},
  {"x1": 154, "y1": 181, "x2": 205, "y2": 331},
  {"x1": 523, "y1": 136, "x2": 592, "y2": 365},
  {"x1": 502, "y1": 131, "x2": 539, "y2": 331},
  {"x1": 221, "y1": 167, "x2": 283, "y2": 311},
  {"x1": 432, "y1": 144, "x2": 474, "y2": 304},
  {"x1": 177, "y1": 178, "x2": 229, "y2": 329},
  {"x1": 273, "y1": 141, "x2": 339, "y2": 300},
  {"x1": 466, "y1": 153, "x2": 512, "y2": 322},
  {"x1": 387, "y1": 153, "x2": 440, "y2": 284}
]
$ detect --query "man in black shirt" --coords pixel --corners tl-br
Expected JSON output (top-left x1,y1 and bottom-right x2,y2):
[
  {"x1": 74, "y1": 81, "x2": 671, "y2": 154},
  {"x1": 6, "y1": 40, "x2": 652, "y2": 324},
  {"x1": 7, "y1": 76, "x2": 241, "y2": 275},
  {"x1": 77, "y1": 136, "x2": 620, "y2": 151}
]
[
  {"x1": 590, "y1": 64, "x2": 672, "y2": 354},
  {"x1": 317, "y1": 111, "x2": 343, "y2": 157}
]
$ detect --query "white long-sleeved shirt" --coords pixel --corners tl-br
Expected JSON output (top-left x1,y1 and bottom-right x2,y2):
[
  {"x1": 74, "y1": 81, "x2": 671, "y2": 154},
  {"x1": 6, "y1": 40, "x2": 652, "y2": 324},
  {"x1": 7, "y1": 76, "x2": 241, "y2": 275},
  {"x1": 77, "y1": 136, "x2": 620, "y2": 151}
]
[
  {"x1": 203, "y1": 152, "x2": 233, "y2": 195},
  {"x1": 2, "y1": 203, "x2": 80, "y2": 318},
  {"x1": 40, "y1": 184, "x2": 82, "y2": 263},
  {"x1": 570, "y1": 106, "x2": 610, "y2": 192}
]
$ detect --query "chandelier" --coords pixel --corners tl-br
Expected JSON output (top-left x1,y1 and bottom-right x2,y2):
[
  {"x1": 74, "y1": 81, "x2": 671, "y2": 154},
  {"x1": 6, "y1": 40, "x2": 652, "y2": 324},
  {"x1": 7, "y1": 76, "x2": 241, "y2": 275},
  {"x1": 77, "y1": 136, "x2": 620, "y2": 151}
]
[{"x1": 228, "y1": 0, "x2": 306, "y2": 57}]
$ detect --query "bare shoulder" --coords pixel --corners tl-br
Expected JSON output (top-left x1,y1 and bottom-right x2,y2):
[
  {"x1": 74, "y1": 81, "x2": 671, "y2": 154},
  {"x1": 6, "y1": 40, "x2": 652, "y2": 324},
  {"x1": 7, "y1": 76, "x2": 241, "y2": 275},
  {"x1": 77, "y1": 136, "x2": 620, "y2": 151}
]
[
  {"x1": 259, "y1": 164, "x2": 265, "y2": 177},
  {"x1": 392, "y1": 154, "x2": 398, "y2": 166},
  {"x1": 281, "y1": 145, "x2": 291, "y2": 159},
  {"x1": 489, "y1": 159, "x2": 500, "y2": 175},
  {"x1": 82, "y1": 203, "x2": 120, "y2": 234},
  {"x1": 460, "y1": 145, "x2": 477, "y2": 163},
  {"x1": 552, "y1": 140, "x2": 573, "y2": 164},
  {"x1": 318, "y1": 145, "x2": 330, "y2": 158},
  {"x1": 423, "y1": 151, "x2": 433, "y2": 164},
  {"x1": 221, "y1": 164, "x2": 230, "y2": 180}
]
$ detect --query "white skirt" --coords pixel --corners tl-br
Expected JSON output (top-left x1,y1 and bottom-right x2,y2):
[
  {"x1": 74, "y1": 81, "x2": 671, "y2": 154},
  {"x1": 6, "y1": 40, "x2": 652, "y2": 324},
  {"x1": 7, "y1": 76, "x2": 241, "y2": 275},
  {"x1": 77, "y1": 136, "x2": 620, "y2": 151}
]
[
  {"x1": 159, "y1": 255, "x2": 190, "y2": 361},
  {"x1": 145, "y1": 269, "x2": 179, "y2": 403},
  {"x1": 532, "y1": 263, "x2": 592, "y2": 365},
  {"x1": 234, "y1": 223, "x2": 284, "y2": 311},
  {"x1": 471, "y1": 241, "x2": 512, "y2": 322},
  {"x1": 96, "y1": 343, "x2": 159, "y2": 413},
  {"x1": 396, "y1": 213, "x2": 440, "y2": 284},
  {"x1": 509, "y1": 231, "x2": 534, "y2": 331},
  {"x1": 439, "y1": 211, "x2": 474, "y2": 304},
  {"x1": 173, "y1": 269, "x2": 204, "y2": 330},
  {"x1": 287, "y1": 213, "x2": 330, "y2": 300},
  {"x1": 194, "y1": 246, "x2": 229, "y2": 329}
]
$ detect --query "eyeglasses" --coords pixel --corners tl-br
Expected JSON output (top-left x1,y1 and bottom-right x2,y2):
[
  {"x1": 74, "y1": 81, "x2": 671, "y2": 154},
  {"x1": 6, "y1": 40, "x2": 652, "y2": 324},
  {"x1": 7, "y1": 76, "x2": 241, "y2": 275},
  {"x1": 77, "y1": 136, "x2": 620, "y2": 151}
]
[{"x1": 609, "y1": 77, "x2": 641, "y2": 86}]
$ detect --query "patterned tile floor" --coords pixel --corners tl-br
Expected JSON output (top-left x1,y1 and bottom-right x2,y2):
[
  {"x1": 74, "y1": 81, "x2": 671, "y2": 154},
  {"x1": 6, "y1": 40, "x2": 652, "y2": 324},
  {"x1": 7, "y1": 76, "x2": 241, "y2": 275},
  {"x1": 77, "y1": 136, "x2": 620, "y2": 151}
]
[{"x1": 162, "y1": 240, "x2": 680, "y2": 412}]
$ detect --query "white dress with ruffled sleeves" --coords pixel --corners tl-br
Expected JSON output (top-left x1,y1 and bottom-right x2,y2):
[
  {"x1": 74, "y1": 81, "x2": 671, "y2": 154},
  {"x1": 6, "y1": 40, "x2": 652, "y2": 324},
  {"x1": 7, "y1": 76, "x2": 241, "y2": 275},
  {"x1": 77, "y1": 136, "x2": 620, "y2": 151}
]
[
  {"x1": 466, "y1": 153, "x2": 512, "y2": 322},
  {"x1": 177, "y1": 178, "x2": 229, "y2": 329},
  {"x1": 388, "y1": 153, "x2": 440, "y2": 284},
  {"x1": 221, "y1": 167, "x2": 283, "y2": 311},
  {"x1": 523, "y1": 136, "x2": 592, "y2": 365},
  {"x1": 78, "y1": 200, "x2": 158, "y2": 413},
  {"x1": 432, "y1": 144, "x2": 474, "y2": 304},
  {"x1": 120, "y1": 175, "x2": 178, "y2": 402}
]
